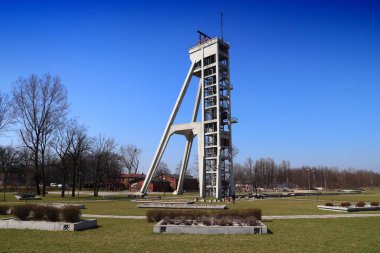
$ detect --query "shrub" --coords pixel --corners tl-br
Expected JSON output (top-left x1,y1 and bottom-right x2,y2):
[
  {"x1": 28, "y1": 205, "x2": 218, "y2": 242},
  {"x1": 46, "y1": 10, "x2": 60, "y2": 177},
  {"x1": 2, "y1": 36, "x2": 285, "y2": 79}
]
[
  {"x1": 0, "y1": 205, "x2": 10, "y2": 215},
  {"x1": 340, "y1": 202, "x2": 351, "y2": 207},
  {"x1": 32, "y1": 205, "x2": 46, "y2": 220},
  {"x1": 356, "y1": 201, "x2": 365, "y2": 207},
  {"x1": 146, "y1": 208, "x2": 263, "y2": 223},
  {"x1": 61, "y1": 206, "x2": 81, "y2": 223},
  {"x1": 45, "y1": 206, "x2": 59, "y2": 222},
  {"x1": 200, "y1": 217, "x2": 211, "y2": 226},
  {"x1": 246, "y1": 216, "x2": 258, "y2": 226},
  {"x1": 370, "y1": 201, "x2": 379, "y2": 207},
  {"x1": 146, "y1": 210, "x2": 164, "y2": 222},
  {"x1": 13, "y1": 204, "x2": 33, "y2": 220},
  {"x1": 215, "y1": 217, "x2": 228, "y2": 226},
  {"x1": 325, "y1": 202, "x2": 334, "y2": 206}
]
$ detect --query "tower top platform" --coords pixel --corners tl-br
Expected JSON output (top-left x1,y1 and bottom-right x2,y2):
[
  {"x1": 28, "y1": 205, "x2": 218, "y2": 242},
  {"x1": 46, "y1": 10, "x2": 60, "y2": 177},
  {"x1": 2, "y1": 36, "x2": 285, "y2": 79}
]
[{"x1": 189, "y1": 37, "x2": 229, "y2": 54}]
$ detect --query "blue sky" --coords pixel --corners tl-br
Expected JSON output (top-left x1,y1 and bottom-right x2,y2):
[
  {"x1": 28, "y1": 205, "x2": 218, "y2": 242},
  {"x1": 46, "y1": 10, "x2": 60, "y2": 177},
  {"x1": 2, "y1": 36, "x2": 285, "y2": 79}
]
[{"x1": 0, "y1": 0, "x2": 379, "y2": 172}]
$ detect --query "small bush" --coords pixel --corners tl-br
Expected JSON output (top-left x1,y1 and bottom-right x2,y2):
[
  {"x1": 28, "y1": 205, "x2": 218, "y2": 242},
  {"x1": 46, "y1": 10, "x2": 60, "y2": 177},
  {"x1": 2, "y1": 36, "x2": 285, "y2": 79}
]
[
  {"x1": 325, "y1": 202, "x2": 334, "y2": 206},
  {"x1": 61, "y1": 206, "x2": 81, "y2": 223},
  {"x1": 370, "y1": 201, "x2": 379, "y2": 207},
  {"x1": 201, "y1": 217, "x2": 211, "y2": 226},
  {"x1": 356, "y1": 201, "x2": 365, "y2": 207},
  {"x1": 32, "y1": 205, "x2": 46, "y2": 220},
  {"x1": 45, "y1": 206, "x2": 59, "y2": 222},
  {"x1": 145, "y1": 208, "x2": 263, "y2": 227},
  {"x1": 215, "y1": 217, "x2": 228, "y2": 226},
  {"x1": 0, "y1": 205, "x2": 10, "y2": 215},
  {"x1": 13, "y1": 204, "x2": 33, "y2": 220},
  {"x1": 146, "y1": 210, "x2": 164, "y2": 222},
  {"x1": 246, "y1": 216, "x2": 258, "y2": 226},
  {"x1": 340, "y1": 202, "x2": 351, "y2": 207}
]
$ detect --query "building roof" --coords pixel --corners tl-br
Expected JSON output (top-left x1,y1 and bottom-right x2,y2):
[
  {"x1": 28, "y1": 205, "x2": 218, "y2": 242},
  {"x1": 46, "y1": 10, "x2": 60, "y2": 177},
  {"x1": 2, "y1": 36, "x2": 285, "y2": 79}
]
[
  {"x1": 164, "y1": 174, "x2": 195, "y2": 180},
  {"x1": 130, "y1": 177, "x2": 170, "y2": 184},
  {"x1": 119, "y1": 173, "x2": 145, "y2": 178}
]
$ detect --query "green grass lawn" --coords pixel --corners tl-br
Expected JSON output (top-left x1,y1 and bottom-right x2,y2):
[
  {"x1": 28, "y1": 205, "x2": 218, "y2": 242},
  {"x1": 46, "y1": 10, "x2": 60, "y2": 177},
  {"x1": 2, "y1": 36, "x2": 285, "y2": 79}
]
[
  {"x1": 2, "y1": 189, "x2": 380, "y2": 216},
  {"x1": 1, "y1": 189, "x2": 380, "y2": 252},
  {"x1": 0, "y1": 218, "x2": 379, "y2": 253}
]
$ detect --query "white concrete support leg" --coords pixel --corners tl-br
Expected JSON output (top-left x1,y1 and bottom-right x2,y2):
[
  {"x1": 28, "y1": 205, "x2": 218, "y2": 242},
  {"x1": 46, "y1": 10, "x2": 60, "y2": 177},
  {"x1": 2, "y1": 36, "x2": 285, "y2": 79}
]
[
  {"x1": 139, "y1": 62, "x2": 195, "y2": 195},
  {"x1": 175, "y1": 80, "x2": 202, "y2": 195},
  {"x1": 174, "y1": 137, "x2": 194, "y2": 195}
]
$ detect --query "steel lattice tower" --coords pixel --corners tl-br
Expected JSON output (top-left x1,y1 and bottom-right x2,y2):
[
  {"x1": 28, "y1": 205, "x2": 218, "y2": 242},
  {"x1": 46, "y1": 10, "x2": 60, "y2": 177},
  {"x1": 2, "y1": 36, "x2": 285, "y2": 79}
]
[{"x1": 139, "y1": 32, "x2": 237, "y2": 198}]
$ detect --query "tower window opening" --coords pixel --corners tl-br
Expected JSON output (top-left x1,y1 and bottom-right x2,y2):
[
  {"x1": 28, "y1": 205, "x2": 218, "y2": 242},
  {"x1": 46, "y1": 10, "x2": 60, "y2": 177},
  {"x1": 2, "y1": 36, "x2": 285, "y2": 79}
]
[
  {"x1": 205, "y1": 108, "x2": 217, "y2": 121},
  {"x1": 204, "y1": 54, "x2": 216, "y2": 66},
  {"x1": 205, "y1": 76, "x2": 216, "y2": 86},
  {"x1": 204, "y1": 66, "x2": 216, "y2": 77},
  {"x1": 205, "y1": 123, "x2": 217, "y2": 133},
  {"x1": 194, "y1": 60, "x2": 202, "y2": 70},
  {"x1": 205, "y1": 97, "x2": 216, "y2": 108},
  {"x1": 205, "y1": 86, "x2": 216, "y2": 97}
]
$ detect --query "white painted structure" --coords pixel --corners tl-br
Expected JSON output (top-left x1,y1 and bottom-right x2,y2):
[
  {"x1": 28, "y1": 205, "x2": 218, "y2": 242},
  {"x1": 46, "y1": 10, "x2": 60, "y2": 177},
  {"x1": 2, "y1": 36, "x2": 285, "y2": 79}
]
[
  {"x1": 139, "y1": 33, "x2": 236, "y2": 198},
  {"x1": 153, "y1": 220, "x2": 268, "y2": 234}
]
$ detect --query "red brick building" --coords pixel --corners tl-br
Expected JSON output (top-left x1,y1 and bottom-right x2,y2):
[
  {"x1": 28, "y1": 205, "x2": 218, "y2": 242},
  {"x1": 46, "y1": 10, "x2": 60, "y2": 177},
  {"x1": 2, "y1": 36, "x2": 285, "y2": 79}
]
[
  {"x1": 129, "y1": 177, "x2": 172, "y2": 192},
  {"x1": 157, "y1": 174, "x2": 198, "y2": 192},
  {"x1": 118, "y1": 173, "x2": 145, "y2": 190}
]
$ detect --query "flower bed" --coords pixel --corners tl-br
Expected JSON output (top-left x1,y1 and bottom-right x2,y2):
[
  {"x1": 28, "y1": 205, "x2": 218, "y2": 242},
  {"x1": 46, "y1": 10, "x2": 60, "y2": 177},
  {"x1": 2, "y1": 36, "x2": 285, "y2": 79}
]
[
  {"x1": 318, "y1": 202, "x2": 380, "y2": 212},
  {"x1": 0, "y1": 204, "x2": 96, "y2": 231},
  {"x1": 153, "y1": 219, "x2": 267, "y2": 234},
  {"x1": 14, "y1": 193, "x2": 41, "y2": 200},
  {"x1": 138, "y1": 203, "x2": 227, "y2": 209},
  {"x1": 148, "y1": 209, "x2": 266, "y2": 234},
  {"x1": 0, "y1": 218, "x2": 97, "y2": 231}
]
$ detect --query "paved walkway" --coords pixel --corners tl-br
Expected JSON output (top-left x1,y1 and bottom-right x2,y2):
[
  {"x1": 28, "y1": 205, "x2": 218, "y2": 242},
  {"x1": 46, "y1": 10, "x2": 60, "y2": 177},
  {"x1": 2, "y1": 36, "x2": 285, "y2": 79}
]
[
  {"x1": 263, "y1": 214, "x2": 380, "y2": 219},
  {"x1": 82, "y1": 213, "x2": 380, "y2": 220},
  {"x1": 82, "y1": 214, "x2": 146, "y2": 219}
]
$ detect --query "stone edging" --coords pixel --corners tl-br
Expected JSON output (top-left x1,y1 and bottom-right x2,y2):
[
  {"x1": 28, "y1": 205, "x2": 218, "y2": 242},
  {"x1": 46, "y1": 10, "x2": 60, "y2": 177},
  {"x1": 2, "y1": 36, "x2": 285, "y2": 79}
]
[
  {"x1": 138, "y1": 204, "x2": 227, "y2": 209},
  {"x1": 0, "y1": 218, "x2": 97, "y2": 231},
  {"x1": 153, "y1": 220, "x2": 267, "y2": 234},
  {"x1": 317, "y1": 205, "x2": 380, "y2": 212}
]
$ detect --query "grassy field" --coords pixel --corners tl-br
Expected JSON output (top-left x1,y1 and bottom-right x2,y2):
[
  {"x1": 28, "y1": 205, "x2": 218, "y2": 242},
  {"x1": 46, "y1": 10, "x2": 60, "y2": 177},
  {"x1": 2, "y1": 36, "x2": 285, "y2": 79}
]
[
  {"x1": 0, "y1": 218, "x2": 380, "y2": 252},
  {"x1": 1, "y1": 189, "x2": 380, "y2": 252}
]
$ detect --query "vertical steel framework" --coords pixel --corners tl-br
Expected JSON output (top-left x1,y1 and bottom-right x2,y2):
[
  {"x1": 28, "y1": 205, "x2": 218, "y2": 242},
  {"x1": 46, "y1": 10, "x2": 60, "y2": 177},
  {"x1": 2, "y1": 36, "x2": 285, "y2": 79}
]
[{"x1": 139, "y1": 34, "x2": 236, "y2": 198}]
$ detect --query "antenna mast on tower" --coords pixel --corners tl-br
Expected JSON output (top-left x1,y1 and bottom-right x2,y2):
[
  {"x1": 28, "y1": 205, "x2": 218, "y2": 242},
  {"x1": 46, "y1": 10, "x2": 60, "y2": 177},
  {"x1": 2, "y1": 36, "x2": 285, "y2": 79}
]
[{"x1": 220, "y1": 13, "x2": 224, "y2": 41}]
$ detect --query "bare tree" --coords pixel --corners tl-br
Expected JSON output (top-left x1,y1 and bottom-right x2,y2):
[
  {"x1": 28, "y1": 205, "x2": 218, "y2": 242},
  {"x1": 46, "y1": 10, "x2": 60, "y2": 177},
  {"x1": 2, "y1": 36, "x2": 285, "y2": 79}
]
[
  {"x1": 232, "y1": 145, "x2": 239, "y2": 159},
  {"x1": 51, "y1": 119, "x2": 77, "y2": 197},
  {"x1": 68, "y1": 122, "x2": 90, "y2": 197},
  {"x1": 174, "y1": 160, "x2": 193, "y2": 176},
  {"x1": 244, "y1": 157, "x2": 255, "y2": 192},
  {"x1": 155, "y1": 161, "x2": 171, "y2": 176},
  {"x1": 120, "y1": 144, "x2": 141, "y2": 174},
  {"x1": 18, "y1": 148, "x2": 34, "y2": 188},
  {"x1": 12, "y1": 74, "x2": 68, "y2": 195},
  {"x1": 90, "y1": 135, "x2": 116, "y2": 196},
  {"x1": 0, "y1": 91, "x2": 13, "y2": 134},
  {"x1": 0, "y1": 146, "x2": 19, "y2": 197}
]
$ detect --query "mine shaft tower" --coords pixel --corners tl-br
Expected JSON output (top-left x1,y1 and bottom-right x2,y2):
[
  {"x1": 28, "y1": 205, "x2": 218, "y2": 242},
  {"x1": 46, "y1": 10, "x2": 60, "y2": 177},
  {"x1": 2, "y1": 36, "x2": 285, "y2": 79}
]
[{"x1": 139, "y1": 32, "x2": 237, "y2": 198}]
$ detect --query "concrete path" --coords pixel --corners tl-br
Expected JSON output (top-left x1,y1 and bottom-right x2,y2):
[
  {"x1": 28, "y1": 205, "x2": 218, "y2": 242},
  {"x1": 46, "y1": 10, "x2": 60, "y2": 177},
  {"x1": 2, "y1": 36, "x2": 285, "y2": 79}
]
[
  {"x1": 263, "y1": 214, "x2": 380, "y2": 219},
  {"x1": 82, "y1": 213, "x2": 380, "y2": 220},
  {"x1": 82, "y1": 214, "x2": 146, "y2": 219}
]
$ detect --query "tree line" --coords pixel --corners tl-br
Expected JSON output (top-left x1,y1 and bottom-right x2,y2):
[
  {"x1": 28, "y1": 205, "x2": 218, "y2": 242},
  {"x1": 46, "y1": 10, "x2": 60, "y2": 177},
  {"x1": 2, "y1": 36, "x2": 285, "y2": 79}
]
[
  {"x1": 2, "y1": 74, "x2": 379, "y2": 196},
  {"x1": 0, "y1": 73, "x2": 142, "y2": 197},
  {"x1": 234, "y1": 157, "x2": 380, "y2": 191}
]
